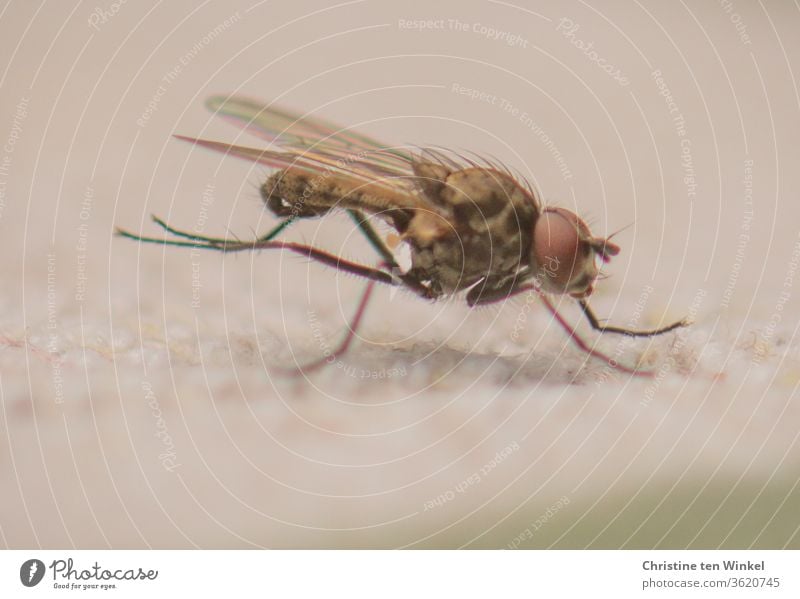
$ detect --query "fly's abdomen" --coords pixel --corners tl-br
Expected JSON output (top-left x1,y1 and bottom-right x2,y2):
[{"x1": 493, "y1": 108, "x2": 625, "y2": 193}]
[
  {"x1": 261, "y1": 169, "x2": 339, "y2": 218},
  {"x1": 261, "y1": 169, "x2": 416, "y2": 230}
]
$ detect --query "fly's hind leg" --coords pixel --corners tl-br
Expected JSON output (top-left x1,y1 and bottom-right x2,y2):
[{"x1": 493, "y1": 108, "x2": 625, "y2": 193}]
[
  {"x1": 115, "y1": 212, "x2": 293, "y2": 251},
  {"x1": 146, "y1": 214, "x2": 293, "y2": 245},
  {"x1": 275, "y1": 276, "x2": 378, "y2": 375}
]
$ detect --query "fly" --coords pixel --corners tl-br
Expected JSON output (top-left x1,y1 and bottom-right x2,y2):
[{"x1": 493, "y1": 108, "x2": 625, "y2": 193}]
[{"x1": 116, "y1": 96, "x2": 688, "y2": 376}]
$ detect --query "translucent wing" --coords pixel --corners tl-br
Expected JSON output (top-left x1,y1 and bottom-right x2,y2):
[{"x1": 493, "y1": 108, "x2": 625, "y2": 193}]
[
  {"x1": 207, "y1": 96, "x2": 413, "y2": 164},
  {"x1": 185, "y1": 95, "x2": 419, "y2": 193},
  {"x1": 173, "y1": 135, "x2": 354, "y2": 177}
]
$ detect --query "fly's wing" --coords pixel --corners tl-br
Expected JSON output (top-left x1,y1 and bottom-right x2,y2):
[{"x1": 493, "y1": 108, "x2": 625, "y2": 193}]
[
  {"x1": 207, "y1": 96, "x2": 415, "y2": 177},
  {"x1": 176, "y1": 95, "x2": 423, "y2": 203},
  {"x1": 173, "y1": 135, "x2": 349, "y2": 178}
]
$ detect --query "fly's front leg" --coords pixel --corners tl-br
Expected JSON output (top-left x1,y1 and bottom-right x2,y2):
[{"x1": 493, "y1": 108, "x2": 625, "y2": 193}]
[
  {"x1": 537, "y1": 295, "x2": 652, "y2": 377},
  {"x1": 577, "y1": 300, "x2": 689, "y2": 337},
  {"x1": 466, "y1": 277, "x2": 657, "y2": 376}
]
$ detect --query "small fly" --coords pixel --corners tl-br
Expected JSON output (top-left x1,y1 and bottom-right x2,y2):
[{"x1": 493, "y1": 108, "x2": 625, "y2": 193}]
[{"x1": 117, "y1": 96, "x2": 688, "y2": 376}]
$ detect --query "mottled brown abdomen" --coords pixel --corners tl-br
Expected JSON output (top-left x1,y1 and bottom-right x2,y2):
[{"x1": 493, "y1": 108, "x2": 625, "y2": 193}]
[{"x1": 260, "y1": 169, "x2": 417, "y2": 230}]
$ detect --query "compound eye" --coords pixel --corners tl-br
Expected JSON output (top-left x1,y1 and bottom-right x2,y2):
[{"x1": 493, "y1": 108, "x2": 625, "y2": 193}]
[{"x1": 532, "y1": 208, "x2": 596, "y2": 296}]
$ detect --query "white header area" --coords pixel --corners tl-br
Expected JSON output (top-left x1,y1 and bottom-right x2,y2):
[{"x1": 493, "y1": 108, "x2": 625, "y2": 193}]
[{"x1": 1, "y1": 550, "x2": 797, "y2": 598}]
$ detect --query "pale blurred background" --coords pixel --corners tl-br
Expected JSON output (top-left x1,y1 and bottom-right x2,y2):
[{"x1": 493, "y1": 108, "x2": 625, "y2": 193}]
[{"x1": 0, "y1": 0, "x2": 798, "y2": 548}]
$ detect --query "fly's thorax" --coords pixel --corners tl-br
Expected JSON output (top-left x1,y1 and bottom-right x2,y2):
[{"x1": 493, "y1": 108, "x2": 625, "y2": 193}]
[
  {"x1": 412, "y1": 160, "x2": 450, "y2": 200},
  {"x1": 405, "y1": 164, "x2": 539, "y2": 292},
  {"x1": 439, "y1": 168, "x2": 533, "y2": 227},
  {"x1": 531, "y1": 207, "x2": 620, "y2": 298}
]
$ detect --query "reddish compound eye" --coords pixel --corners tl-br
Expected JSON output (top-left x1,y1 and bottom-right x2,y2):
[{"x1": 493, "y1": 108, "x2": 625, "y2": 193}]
[{"x1": 531, "y1": 208, "x2": 619, "y2": 298}]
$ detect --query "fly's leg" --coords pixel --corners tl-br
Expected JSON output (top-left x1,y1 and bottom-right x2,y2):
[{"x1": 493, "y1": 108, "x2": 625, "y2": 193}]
[
  {"x1": 275, "y1": 277, "x2": 378, "y2": 375},
  {"x1": 469, "y1": 278, "x2": 689, "y2": 337},
  {"x1": 116, "y1": 214, "x2": 294, "y2": 249},
  {"x1": 118, "y1": 220, "x2": 407, "y2": 374},
  {"x1": 152, "y1": 214, "x2": 294, "y2": 244},
  {"x1": 117, "y1": 214, "x2": 435, "y2": 297},
  {"x1": 347, "y1": 209, "x2": 435, "y2": 299},
  {"x1": 467, "y1": 280, "x2": 657, "y2": 377},
  {"x1": 117, "y1": 211, "x2": 436, "y2": 374},
  {"x1": 537, "y1": 294, "x2": 652, "y2": 377},
  {"x1": 577, "y1": 300, "x2": 689, "y2": 337},
  {"x1": 347, "y1": 209, "x2": 397, "y2": 268},
  {"x1": 115, "y1": 225, "x2": 398, "y2": 286}
]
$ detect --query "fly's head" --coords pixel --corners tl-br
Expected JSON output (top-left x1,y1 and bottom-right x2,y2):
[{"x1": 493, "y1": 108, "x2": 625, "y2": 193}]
[{"x1": 531, "y1": 207, "x2": 620, "y2": 299}]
